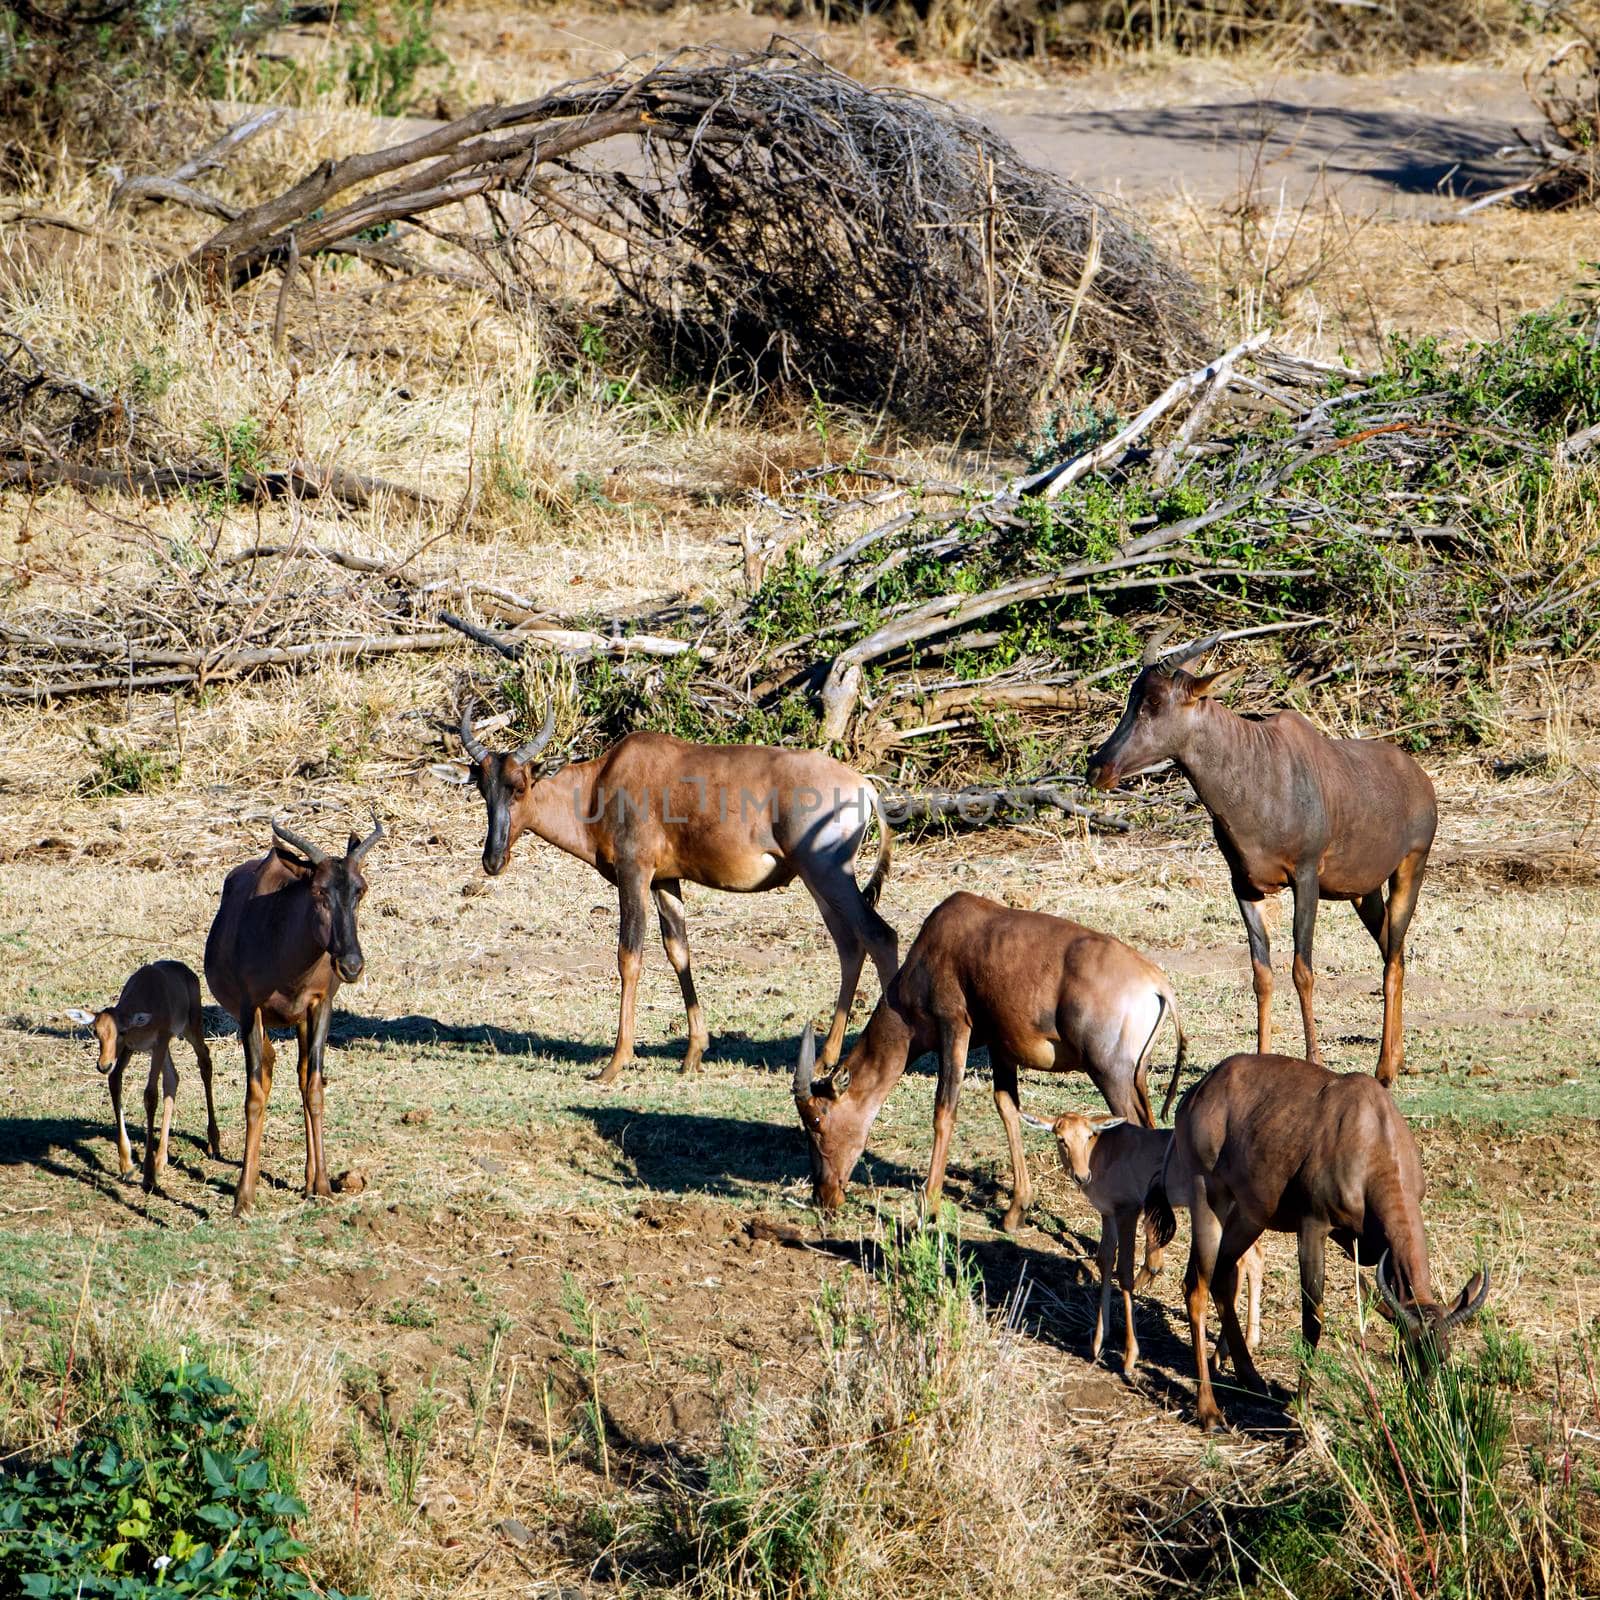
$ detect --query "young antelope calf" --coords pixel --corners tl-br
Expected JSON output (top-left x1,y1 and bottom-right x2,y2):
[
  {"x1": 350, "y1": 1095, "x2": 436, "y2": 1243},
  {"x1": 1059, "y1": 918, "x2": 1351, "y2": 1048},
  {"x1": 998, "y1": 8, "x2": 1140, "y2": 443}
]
[
  {"x1": 1149, "y1": 1053, "x2": 1490, "y2": 1431},
  {"x1": 1021, "y1": 1110, "x2": 1263, "y2": 1377},
  {"x1": 793, "y1": 891, "x2": 1186, "y2": 1231},
  {"x1": 65, "y1": 959, "x2": 220, "y2": 1192}
]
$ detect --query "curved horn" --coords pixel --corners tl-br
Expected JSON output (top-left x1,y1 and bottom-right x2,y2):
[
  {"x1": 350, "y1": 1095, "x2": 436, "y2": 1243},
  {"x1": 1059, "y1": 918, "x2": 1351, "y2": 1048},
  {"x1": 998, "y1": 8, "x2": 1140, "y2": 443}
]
[
  {"x1": 793, "y1": 1023, "x2": 816, "y2": 1101},
  {"x1": 512, "y1": 704, "x2": 557, "y2": 766},
  {"x1": 1169, "y1": 629, "x2": 1226, "y2": 669},
  {"x1": 458, "y1": 702, "x2": 489, "y2": 763},
  {"x1": 1376, "y1": 1251, "x2": 1423, "y2": 1332},
  {"x1": 271, "y1": 817, "x2": 328, "y2": 866},
  {"x1": 1444, "y1": 1266, "x2": 1491, "y2": 1328},
  {"x1": 1141, "y1": 624, "x2": 1178, "y2": 667},
  {"x1": 348, "y1": 808, "x2": 384, "y2": 866}
]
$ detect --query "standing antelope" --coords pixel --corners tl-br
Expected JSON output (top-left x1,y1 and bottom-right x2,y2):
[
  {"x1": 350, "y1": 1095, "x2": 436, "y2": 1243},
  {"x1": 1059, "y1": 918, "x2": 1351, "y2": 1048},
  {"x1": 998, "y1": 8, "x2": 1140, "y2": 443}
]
[
  {"x1": 65, "y1": 959, "x2": 220, "y2": 1193},
  {"x1": 1148, "y1": 1052, "x2": 1490, "y2": 1431},
  {"x1": 1019, "y1": 1109, "x2": 1264, "y2": 1377},
  {"x1": 1087, "y1": 631, "x2": 1437, "y2": 1084},
  {"x1": 792, "y1": 891, "x2": 1186, "y2": 1232},
  {"x1": 204, "y1": 816, "x2": 381, "y2": 1216},
  {"x1": 453, "y1": 705, "x2": 898, "y2": 1086}
]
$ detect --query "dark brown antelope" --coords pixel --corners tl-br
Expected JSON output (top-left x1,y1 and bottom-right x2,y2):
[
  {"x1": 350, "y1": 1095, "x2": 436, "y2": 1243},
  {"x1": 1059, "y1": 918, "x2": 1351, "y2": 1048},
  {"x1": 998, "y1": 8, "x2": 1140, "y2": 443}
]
[
  {"x1": 66, "y1": 959, "x2": 220, "y2": 1192},
  {"x1": 1087, "y1": 631, "x2": 1437, "y2": 1084},
  {"x1": 792, "y1": 891, "x2": 1186, "y2": 1232},
  {"x1": 453, "y1": 704, "x2": 898, "y2": 1085},
  {"x1": 1019, "y1": 1109, "x2": 1263, "y2": 1377},
  {"x1": 204, "y1": 815, "x2": 381, "y2": 1216},
  {"x1": 1148, "y1": 1052, "x2": 1490, "y2": 1431}
]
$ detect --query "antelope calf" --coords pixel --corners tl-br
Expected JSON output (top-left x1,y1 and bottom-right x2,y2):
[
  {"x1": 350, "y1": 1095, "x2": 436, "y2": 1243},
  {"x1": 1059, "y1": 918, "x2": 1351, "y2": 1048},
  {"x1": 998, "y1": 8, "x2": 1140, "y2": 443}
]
[
  {"x1": 1149, "y1": 1053, "x2": 1490, "y2": 1431},
  {"x1": 1020, "y1": 1110, "x2": 1262, "y2": 1377},
  {"x1": 1088, "y1": 631, "x2": 1437, "y2": 1084},
  {"x1": 792, "y1": 891, "x2": 1186, "y2": 1231},
  {"x1": 205, "y1": 816, "x2": 381, "y2": 1216},
  {"x1": 453, "y1": 705, "x2": 898, "y2": 1085},
  {"x1": 65, "y1": 959, "x2": 220, "y2": 1192}
]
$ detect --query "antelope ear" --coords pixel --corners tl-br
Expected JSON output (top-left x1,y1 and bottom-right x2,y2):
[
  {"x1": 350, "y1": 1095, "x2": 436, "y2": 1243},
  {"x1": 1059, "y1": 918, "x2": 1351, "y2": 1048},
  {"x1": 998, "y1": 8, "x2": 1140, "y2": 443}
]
[
  {"x1": 430, "y1": 762, "x2": 472, "y2": 786},
  {"x1": 1189, "y1": 666, "x2": 1243, "y2": 701},
  {"x1": 64, "y1": 1008, "x2": 97, "y2": 1026},
  {"x1": 1090, "y1": 1117, "x2": 1126, "y2": 1135},
  {"x1": 127, "y1": 1012, "x2": 152, "y2": 1029},
  {"x1": 1019, "y1": 1111, "x2": 1056, "y2": 1131}
]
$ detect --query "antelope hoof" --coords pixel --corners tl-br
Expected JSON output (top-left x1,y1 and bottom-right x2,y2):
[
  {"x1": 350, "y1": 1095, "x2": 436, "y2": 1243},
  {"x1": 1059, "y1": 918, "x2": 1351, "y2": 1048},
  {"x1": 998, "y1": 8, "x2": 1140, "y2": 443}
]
[
  {"x1": 999, "y1": 1204, "x2": 1025, "y2": 1234},
  {"x1": 679, "y1": 1042, "x2": 707, "y2": 1075},
  {"x1": 1197, "y1": 1406, "x2": 1227, "y2": 1434},
  {"x1": 208, "y1": 1131, "x2": 224, "y2": 1160},
  {"x1": 588, "y1": 1061, "x2": 627, "y2": 1087}
]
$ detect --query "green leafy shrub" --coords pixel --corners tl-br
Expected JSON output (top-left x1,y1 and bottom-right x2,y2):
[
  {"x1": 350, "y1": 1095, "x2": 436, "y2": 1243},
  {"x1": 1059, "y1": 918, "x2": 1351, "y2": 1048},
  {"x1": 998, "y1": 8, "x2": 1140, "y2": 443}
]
[{"x1": 0, "y1": 1359, "x2": 357, "y2": 1599}]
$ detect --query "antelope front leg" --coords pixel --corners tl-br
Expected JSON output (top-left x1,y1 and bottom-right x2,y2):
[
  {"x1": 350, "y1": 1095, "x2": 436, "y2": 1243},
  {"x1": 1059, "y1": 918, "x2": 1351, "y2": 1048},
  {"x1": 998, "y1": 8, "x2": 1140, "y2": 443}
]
[
  {"x1": 991, "y1": 1058, "x2": 1031, "y2": 1232},
  {"x1": 1093, "y1": 1220, "x2": 1116, "y2": 1364},
  {"x1": 1237, "y1": 894, "x2": 1274, "y2": 1055},
  {"x1": 1296, "y1": 1222, "x2": 1329, "y2": 1401},
  {"x1": 1115, "y1": 1206, "x2": 1142, "y2": 1376},
  {"x1": 1290, "y1": 869, "x2": 1323, "y2": 1066},
  {"x1": 107, "y1": 1047, "x2": 134, "y2": 1177},
  {"x1": 592, "y1": 870, "x2": 652, "y2": 1086},
  {"x1": 189, "y1": 1021, "x2": 223, "y2": 1159},
  {"x1": 304, "y1": 999, "x2": 334, "y2": 1199},
  {"x1": 655, "y1": 880, "x2": 708, "y2": 1074},
  {"x1": 1375, "y1": 847, "x2": 1428, "y2": 1086},
  {"x1": 922, "y1": 1018, "x2": 970, "y2": 1213},
  {"x1": 141, "y1": 1043, "x2": 178, "y2": 1194},
  {"x1": 234, "y1": 1011, "x2": 275, "y2": 1218}
]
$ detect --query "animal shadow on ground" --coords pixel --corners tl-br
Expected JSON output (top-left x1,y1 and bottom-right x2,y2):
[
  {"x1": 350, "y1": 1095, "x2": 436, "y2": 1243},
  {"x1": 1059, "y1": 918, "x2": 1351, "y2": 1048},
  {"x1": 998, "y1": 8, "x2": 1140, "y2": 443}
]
[
  {"x1": 0, "y1": 1114, "x2": 233, "y2": 1221},
  {"x1": 325, "y1": 1011, "x2": 821, "y2": 1074},
  {"x1": 570, "y1": 1104, "x2": 925, "y2": 1200}
]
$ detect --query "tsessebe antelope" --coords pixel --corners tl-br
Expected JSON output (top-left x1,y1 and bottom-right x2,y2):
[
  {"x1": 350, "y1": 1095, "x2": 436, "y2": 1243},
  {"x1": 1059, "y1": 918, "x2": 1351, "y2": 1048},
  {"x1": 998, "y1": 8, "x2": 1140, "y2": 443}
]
[
  {"x1": 1020, "y1": 1109, "x2": 1263, "y2": 1376},
  {"x1": 1088, "y1": 631, "x2": 1437, "y2": 1083},
  {"x1": 65, "y1": 959, "x2": 219, "y2": 1193},
  {"x1": 204, "y1": 816, "x2": 381, "y2": 1216},
  {"x1": 1148, "y1": 1052, "x2": 1490, "y2": 1431},
  {"x1": 792, "y1": 891, "x2": 1186, "y2": 1231},
  {"x1": 453, "y1": 705, "x2": 898, "y2": 1085}
]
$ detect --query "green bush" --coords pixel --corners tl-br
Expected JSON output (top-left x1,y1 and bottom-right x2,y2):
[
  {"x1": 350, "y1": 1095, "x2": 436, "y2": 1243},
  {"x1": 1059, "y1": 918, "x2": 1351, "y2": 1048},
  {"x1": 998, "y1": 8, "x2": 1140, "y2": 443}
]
[{"x1": 0, "y1": 1359, "x2": 357, "y2": 1600}]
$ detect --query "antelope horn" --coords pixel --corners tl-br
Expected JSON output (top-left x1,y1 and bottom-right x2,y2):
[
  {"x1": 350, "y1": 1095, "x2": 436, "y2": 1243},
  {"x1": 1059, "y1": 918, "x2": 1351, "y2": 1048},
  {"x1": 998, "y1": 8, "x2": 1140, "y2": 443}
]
[
  {"x1": 1168, "y1": 629, "x2": 1227, "y2": 669},
  {"x1": 1376, "y1": 1251, "x2": 1423, "y2": 1332},
  {"x1": 458, "y1": 702, "x2": 489, "y2": 763},
  {"x1": 348, "y1": 808, "x2": 384, "y2": 866},
  {"x1": 793, "y1": 1023, "x2": 817, "y2": 1101},
  {"x1": 1444, "y1": 1266, "x2": 1491, "y2": 1328},
  {"x1": 513, "y1": 704, "x2": 557, "y2": 766},
  {"x1": 1140, "y1": 623, "x2": 1178, "y2": 666},
  {"x1": 271, "y1": 817, "x2": 328, "y2": 866}
]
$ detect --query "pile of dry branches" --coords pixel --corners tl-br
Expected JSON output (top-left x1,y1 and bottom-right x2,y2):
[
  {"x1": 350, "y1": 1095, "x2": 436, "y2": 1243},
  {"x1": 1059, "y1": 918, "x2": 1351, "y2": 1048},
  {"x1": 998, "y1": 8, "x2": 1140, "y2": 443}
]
[{"x1": 168, "y1": 44, "x2": 1204, "y2": 433}]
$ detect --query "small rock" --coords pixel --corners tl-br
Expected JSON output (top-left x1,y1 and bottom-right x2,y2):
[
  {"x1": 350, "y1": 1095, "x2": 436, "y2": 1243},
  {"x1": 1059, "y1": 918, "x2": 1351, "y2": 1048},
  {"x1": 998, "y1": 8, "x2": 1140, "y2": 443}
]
[
  {"x1": 498, "y1": 1516, "x2": 533, "y2": 1546},
  {"x1": 400, "y1": 1108, "x2": 431, "y2": 1127},
  {"x1": 331, "y1": 1170, "x2": 367, "y2": 1194},
  {"x1": 472, "y1": 1153, "x2": 505, "y2": 1176}
]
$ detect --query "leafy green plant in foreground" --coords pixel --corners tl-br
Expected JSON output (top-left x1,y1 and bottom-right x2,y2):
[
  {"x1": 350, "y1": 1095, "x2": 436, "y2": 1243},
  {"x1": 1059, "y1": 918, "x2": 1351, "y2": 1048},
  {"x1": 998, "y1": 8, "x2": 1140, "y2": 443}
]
[{"x1": 0, "y1": 1359, "x2": 357, "y2": 1600}]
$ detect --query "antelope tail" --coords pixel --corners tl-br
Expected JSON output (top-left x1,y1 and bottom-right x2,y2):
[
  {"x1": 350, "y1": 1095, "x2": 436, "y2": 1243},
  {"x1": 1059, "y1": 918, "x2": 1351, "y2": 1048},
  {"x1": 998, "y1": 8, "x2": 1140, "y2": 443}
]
[
  {"x1": 1145, "y1": 1166, "x2": 1178, "y2": 1251},
  {"x1": 1159, "y1": 986, "x2": 1189, "y2": 1123},
  {"x1": 862, "y1": 783, "x2": 893, "y2": 911}
]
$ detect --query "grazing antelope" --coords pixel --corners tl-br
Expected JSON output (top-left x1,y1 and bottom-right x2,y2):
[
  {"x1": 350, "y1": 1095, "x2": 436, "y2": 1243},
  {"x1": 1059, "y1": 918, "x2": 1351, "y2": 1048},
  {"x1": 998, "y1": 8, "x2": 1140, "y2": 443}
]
[
  {"x1": 791, "y1": 891, "x2": 1185, "y2": 1231},
  {"x1": 65, "y1": 959, "x2": 220, "y2": 1193},
  {"x1": 1148, "y1": 1053, "x2": 1490, "y2": 1431},
  {"x1": 453, "y1": 705, "x2": 898, "y2": 1085},
  {"x1": 1087, "y1": 631, "x2": 1437, "y2": 1084},
  {"x1": 1021, "y1": 1110, "x2": 1263, "y2": 1377},
  {"x1": 204, "y1": 815, "x2": 381, "y2": 1216}
]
